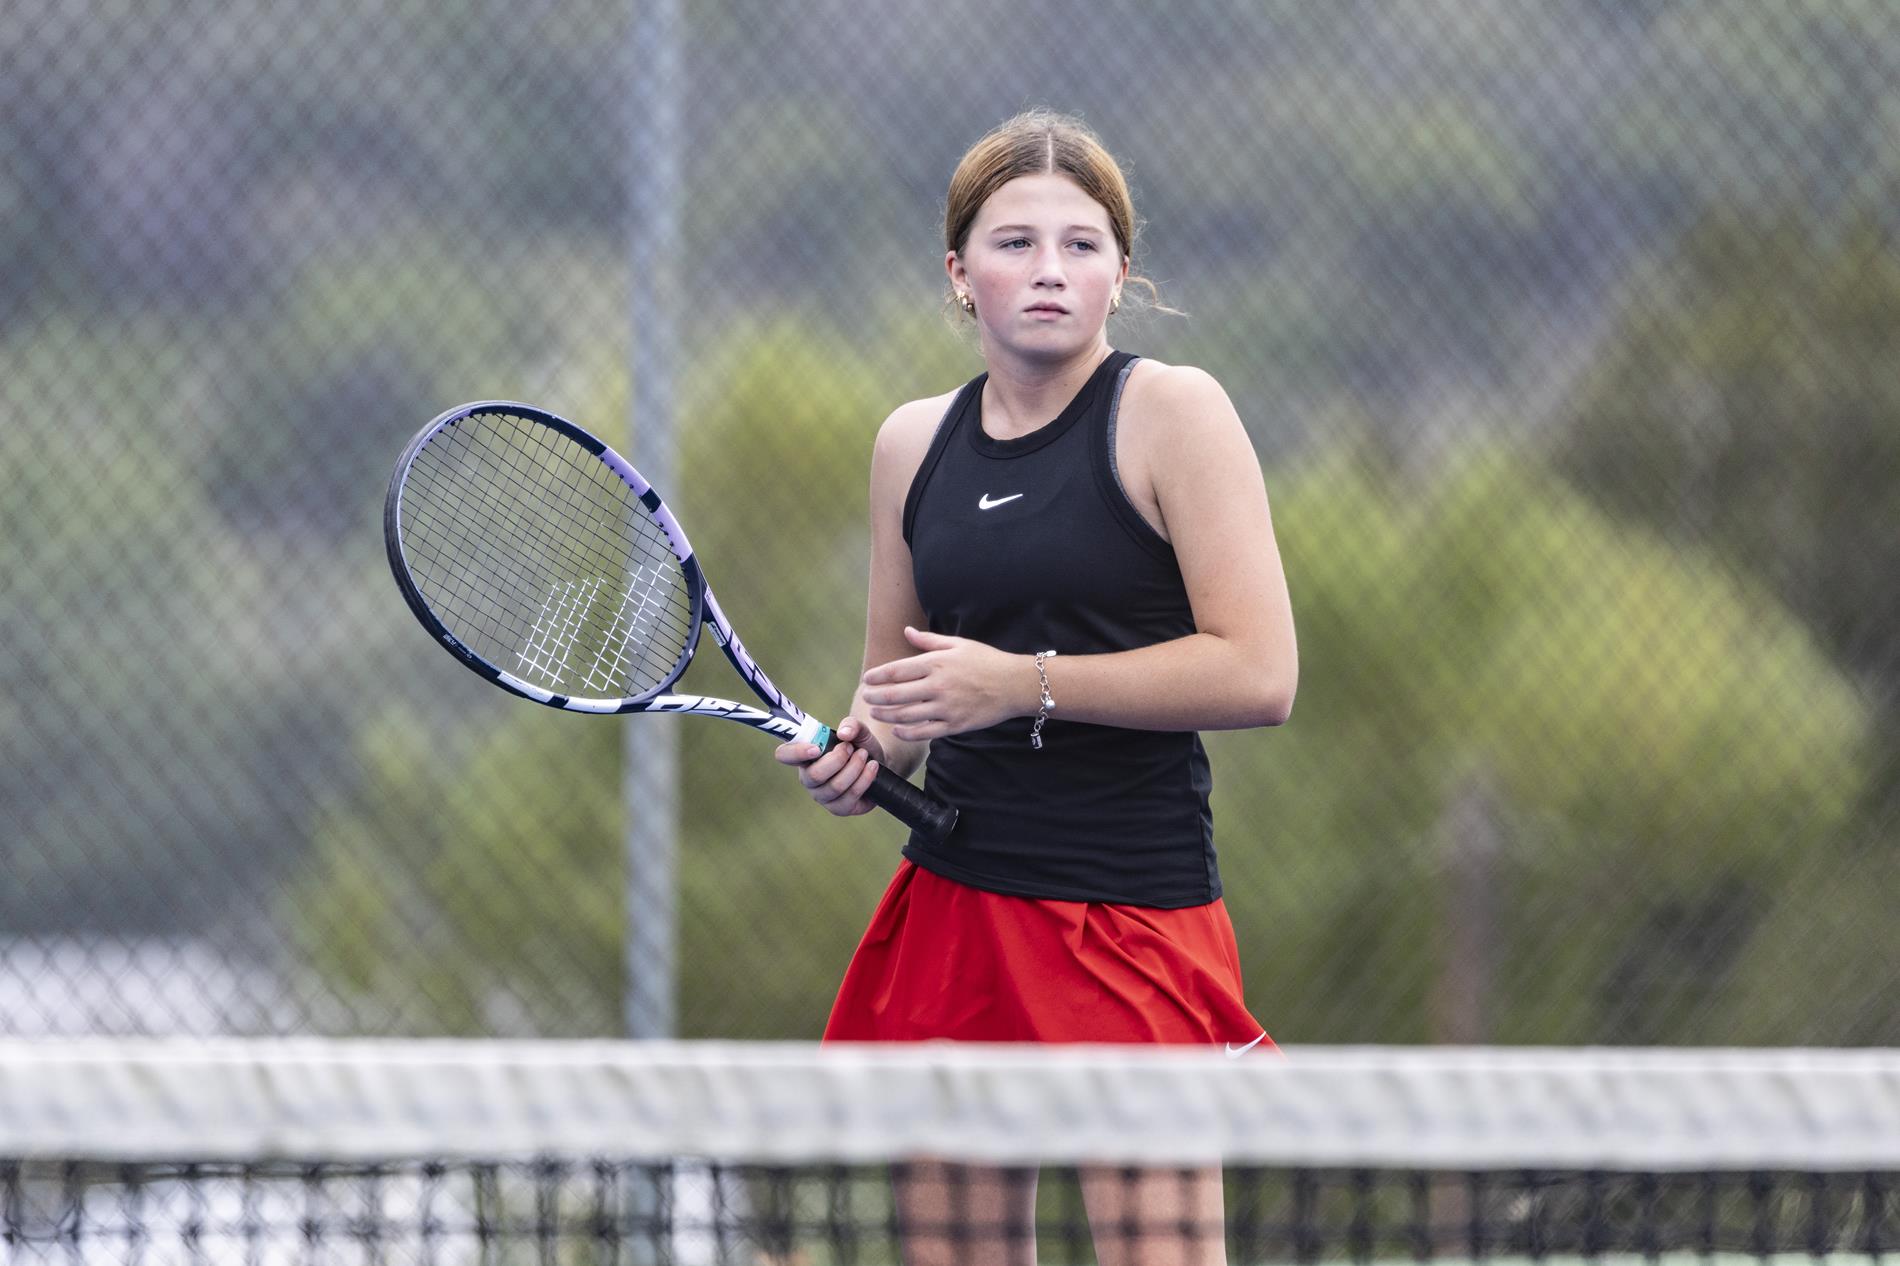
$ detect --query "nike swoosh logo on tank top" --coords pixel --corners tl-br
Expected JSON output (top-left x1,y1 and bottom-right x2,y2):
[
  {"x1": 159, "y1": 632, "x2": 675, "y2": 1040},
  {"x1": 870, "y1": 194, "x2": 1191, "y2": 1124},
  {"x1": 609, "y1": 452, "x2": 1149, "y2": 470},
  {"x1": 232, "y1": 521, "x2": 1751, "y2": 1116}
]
[{"x1": 978, "y1": 492, "x2": 1025, "y2": 510}]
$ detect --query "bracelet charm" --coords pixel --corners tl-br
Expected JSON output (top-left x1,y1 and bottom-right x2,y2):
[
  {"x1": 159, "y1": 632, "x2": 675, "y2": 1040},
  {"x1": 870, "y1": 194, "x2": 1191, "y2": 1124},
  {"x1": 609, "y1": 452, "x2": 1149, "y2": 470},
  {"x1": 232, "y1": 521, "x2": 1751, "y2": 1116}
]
[{"x1": 1030, "y1": 649, "x2": 1058, "y2": 750}]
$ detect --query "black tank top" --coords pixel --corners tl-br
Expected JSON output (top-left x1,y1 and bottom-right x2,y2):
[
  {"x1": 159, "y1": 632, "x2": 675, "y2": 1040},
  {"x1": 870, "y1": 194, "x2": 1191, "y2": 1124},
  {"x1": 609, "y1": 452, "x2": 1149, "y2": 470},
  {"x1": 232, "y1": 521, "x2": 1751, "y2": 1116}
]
[{"x1": 900, "y1": 350, "x2": 1220, "y2": 908}]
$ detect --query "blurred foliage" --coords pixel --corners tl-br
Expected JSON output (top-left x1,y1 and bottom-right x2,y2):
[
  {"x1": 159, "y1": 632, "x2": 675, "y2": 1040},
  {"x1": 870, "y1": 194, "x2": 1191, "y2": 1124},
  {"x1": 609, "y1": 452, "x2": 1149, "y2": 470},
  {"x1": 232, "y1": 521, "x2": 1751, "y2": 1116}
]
[
  {"x1": 1231, "y1": 439, "x2": 1870, "y2": 1044},
  {"x1": 3, "y1": 0, "x2": 1895, "y2": 1039},
  {"x1": 0, "y1": 320, "x2": 298, "y2": 932},
  {"x1": 290, "y1": 369, "x2": 1876, "y2": 1039},
  {"x1": 288, "y1": 317, "x2": 970, "y2": 1035},
  {"x1": 294, "y1": 704, "x2": 624, "y2": 1035},
  {"x1": 1553, "y1": 210, "x2": 1900, "y2": 809}
]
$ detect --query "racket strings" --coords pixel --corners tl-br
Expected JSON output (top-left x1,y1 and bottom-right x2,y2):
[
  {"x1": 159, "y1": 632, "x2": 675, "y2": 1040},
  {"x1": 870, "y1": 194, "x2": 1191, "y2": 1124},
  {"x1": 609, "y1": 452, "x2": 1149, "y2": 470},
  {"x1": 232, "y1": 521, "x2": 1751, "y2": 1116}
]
[
  {"x1": 404, "y1": 471, "x2": 554, "y2": 652},
  {"x1": 399, "y1": 413, "x2": 694, "y2": 699},
  {"x1": 417, "y1": 426, "x2": 688, "y2": 696},
  {"x1": 569, "y1": 562, "x2": 678, "y2": 693},
  {"x1": 460, "y1": 418, "x2": 689, "y2": 650},
  {"x1": 406, "y1": 439, "x2": 603, "y2": 649},
  {"x1": 518, "y1": 570, "x2": 674, "y2": 694}
]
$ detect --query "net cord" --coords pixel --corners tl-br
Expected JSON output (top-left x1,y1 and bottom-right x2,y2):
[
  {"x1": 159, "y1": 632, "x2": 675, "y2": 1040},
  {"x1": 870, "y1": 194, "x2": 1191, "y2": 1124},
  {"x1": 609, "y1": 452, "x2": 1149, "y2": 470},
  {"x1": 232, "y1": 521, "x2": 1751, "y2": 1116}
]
[{"x1": 3, "y1": 1041, "x2": 1898, "y2": 1170}]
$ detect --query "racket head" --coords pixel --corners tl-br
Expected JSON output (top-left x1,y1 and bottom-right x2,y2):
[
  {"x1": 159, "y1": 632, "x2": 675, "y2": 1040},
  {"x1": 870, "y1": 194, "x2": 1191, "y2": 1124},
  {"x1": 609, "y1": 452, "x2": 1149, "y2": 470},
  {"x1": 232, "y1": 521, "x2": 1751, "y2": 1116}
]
[{"x1": 385, "y1": 401, "x2": 704, "y2": 712}]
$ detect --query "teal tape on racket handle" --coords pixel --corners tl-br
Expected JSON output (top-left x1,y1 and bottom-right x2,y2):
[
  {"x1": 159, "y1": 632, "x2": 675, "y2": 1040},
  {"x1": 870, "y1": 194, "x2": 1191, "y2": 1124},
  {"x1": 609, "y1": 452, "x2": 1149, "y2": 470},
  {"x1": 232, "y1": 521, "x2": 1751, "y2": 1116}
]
[{"x1": 817, "y1": 729, "x2": 958, "y2": 844}]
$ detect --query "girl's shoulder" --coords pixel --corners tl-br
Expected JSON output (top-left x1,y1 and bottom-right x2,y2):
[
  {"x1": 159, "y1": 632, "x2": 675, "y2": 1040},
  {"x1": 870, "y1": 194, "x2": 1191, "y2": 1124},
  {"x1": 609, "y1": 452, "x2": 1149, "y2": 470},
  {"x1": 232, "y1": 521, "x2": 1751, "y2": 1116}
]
[
  {"x1": 874, "y1": 387, "x2": 962, "y2": 469},
  {"x1": 879, "y1": 387, "x2": 962, "y2": 440},
  {"x1": 1120, "y1": 357, "x2": 1233, "y2": 424},
  {"x1": 869, "y1": 387, "x2": 963, "y2": 507}
]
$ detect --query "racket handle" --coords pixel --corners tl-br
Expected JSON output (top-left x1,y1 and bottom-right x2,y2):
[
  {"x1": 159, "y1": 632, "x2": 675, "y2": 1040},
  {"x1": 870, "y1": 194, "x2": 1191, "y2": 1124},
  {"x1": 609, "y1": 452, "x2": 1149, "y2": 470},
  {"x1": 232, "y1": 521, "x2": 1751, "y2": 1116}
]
[
  {"x1": 812, "y1": 728, "x2": 957, "y2": 843},
  {"x1": 863, "y1": 761, "x2": 958, "y2": 844}
]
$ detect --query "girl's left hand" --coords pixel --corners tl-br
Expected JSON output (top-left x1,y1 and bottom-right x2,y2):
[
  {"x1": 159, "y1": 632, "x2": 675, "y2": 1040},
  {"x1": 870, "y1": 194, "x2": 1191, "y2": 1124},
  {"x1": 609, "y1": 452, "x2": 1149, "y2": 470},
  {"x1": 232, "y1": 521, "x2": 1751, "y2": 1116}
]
[{"x1": 860, "y1": 626, "x2": 1028, "y2": 742}]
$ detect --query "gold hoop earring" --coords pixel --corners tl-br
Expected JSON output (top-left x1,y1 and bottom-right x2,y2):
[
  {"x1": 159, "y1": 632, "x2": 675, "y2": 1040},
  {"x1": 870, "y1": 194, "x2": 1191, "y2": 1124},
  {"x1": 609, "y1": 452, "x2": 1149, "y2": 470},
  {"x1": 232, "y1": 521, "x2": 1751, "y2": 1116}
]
[
  {"x1": 1109, "y1": 294, "x2": 1121, "y2": 315},
  {"x1": 959, "y1": 293, "x2": 975, "y2": 315}
]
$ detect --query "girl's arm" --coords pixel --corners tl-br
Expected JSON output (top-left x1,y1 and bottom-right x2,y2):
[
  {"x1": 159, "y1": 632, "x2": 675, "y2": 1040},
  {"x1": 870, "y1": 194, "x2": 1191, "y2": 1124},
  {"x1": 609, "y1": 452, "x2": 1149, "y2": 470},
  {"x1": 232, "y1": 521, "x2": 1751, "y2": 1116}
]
[{"x1": 774, "y1": 393, "x2": 949, "y2": 812}]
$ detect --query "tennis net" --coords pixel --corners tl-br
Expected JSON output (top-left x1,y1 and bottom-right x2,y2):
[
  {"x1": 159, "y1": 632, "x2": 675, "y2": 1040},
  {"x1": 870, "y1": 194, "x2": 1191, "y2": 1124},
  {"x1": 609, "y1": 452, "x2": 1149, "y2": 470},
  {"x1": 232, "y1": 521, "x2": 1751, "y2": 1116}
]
[{"x1": 4, "y1": 1041, "x2": 1898, "y2": 1264}]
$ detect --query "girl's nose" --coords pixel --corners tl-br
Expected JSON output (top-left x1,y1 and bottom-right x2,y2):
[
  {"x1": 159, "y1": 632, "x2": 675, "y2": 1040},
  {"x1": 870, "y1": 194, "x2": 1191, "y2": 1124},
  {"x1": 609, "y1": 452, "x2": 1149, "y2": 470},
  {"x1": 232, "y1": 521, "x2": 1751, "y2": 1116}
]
[{"x1": 1031, "y1": 244, "x2": 1066, "y2": 286}]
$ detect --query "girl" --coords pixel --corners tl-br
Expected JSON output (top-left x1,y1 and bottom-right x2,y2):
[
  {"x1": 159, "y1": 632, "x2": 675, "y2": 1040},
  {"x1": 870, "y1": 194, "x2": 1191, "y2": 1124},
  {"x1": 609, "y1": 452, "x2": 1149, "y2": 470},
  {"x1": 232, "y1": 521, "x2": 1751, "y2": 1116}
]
[{"x1": 777, "y1": 109, "x2": 1297, "y2": 1266}]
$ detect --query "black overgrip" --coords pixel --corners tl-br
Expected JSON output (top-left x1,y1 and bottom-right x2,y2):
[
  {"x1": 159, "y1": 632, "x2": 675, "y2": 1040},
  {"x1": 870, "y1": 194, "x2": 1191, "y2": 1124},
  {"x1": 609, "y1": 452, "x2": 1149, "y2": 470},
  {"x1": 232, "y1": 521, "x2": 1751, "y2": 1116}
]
[{"x1": 863, "y1": 764, "x2": 958, "y2": 844}]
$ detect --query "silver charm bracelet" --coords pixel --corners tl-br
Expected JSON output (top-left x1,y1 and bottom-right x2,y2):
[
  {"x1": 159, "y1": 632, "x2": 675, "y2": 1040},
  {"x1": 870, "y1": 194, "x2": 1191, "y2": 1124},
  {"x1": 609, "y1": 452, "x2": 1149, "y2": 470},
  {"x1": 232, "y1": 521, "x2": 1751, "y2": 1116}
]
[{"x1": 1030, "y1": 650, "x2": 1058, "y2": 749}]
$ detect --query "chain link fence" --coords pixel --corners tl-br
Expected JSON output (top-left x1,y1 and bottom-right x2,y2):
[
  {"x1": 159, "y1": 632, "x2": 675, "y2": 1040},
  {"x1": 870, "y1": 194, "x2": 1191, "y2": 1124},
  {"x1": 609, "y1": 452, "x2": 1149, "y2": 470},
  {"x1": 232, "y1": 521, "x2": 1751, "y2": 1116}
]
[{"x1": 2, "y1": 0, "x2": 1896, "y2": 1043}]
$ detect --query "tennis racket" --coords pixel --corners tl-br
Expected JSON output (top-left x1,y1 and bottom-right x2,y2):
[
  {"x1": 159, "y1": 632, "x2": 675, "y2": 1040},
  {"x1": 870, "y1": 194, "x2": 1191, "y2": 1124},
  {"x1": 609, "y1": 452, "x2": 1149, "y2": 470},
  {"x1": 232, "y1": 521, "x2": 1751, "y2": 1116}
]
[{"x1": 385, "y1": 400, "x2": 957, "y2": 843}]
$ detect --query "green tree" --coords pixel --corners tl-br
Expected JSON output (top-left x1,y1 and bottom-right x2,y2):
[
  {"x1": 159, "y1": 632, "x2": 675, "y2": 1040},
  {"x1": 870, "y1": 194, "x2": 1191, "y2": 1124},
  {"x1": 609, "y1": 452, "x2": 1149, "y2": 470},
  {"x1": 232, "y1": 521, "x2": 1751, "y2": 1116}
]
[
  {"x1": 1218, "y1": 437, "x2": 1871, "y2": 1043},
  {"x1": 1551, "y1": 210, "x2": 1900, "y2": 811},
  {"x1": 287, "y1": 315, "x2": 969, "y2": 1035},
  {"x1": 0, "y1": 320, "x2": 314, "y2": 934},
  {"x1": 293, "y1": 408, "x2": 1875, "y2": 1042},
  {"x1": 291, "y1": 705, "x2": 624, "y2": 1035}
]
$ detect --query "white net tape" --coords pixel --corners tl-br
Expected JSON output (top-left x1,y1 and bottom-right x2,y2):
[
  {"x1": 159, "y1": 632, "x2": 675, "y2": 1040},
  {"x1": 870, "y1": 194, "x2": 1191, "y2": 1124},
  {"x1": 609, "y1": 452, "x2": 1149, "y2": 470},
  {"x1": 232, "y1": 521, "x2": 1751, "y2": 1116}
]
[{"x1": 4, "y1": 1041, "x2": 1898, "y2": 1169}]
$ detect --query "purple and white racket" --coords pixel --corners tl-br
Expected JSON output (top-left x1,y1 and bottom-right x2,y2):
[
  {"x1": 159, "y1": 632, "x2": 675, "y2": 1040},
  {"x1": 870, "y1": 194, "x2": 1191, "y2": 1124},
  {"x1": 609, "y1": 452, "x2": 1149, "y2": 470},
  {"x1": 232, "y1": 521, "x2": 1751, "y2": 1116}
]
[{"x1": 385, "y1": 400, "x2": 956, "y2": 843}]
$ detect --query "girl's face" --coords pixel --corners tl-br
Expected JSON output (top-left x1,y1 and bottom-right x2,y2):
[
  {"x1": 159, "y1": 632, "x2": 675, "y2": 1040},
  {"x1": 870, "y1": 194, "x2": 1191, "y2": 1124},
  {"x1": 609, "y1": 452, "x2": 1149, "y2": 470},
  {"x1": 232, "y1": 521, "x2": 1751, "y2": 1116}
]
[{"x1": 947, "y1": 172, "x2": 1127, "y2": 365}]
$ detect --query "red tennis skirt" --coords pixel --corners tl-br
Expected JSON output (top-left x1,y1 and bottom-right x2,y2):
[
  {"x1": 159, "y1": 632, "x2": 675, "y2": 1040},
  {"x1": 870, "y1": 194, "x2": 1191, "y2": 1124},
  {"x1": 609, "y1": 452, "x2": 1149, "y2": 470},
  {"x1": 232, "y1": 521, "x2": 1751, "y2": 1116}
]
[{"x1": 823, "y1": 860, "x2": 1274, "y2": 1052}]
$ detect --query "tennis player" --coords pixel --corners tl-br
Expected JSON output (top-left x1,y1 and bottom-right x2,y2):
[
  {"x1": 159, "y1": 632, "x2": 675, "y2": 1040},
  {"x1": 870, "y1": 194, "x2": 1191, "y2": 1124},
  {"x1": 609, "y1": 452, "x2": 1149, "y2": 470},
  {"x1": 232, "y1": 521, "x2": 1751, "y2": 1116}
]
[{"x1": 778, "y1": 109, "x2": 1297, "y2": 1266}]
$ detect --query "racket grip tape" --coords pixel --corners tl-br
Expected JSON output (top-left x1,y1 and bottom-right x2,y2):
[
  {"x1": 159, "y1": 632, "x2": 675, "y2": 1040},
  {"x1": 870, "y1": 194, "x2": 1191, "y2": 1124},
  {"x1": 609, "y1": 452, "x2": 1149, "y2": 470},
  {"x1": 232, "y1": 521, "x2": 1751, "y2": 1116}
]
[
  {"x1": 863, "y1": 762, "x2": 958, "y2": 845},
  {"x1": 813, "y1": 728, "x2": 957, "y2": 844}
]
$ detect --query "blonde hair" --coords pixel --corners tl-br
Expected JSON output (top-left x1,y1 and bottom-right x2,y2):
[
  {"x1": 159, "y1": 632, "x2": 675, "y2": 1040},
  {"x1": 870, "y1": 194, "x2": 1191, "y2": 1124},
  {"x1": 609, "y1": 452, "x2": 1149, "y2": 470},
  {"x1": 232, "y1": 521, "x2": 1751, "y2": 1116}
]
[{"x1": 944, "y1": 109, "x2": 1177, "y2": 318}]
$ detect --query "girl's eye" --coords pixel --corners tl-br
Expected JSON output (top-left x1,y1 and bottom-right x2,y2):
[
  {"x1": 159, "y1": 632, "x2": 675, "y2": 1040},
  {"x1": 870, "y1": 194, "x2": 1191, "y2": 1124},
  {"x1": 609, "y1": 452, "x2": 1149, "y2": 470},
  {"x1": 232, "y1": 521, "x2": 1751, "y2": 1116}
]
[
  {"x1": 1071, "y1": 240, "x2": 1097, "y2": 252},
  {"x1": 1002, "y1": 238, "x2": 1029, "y2": 249}
]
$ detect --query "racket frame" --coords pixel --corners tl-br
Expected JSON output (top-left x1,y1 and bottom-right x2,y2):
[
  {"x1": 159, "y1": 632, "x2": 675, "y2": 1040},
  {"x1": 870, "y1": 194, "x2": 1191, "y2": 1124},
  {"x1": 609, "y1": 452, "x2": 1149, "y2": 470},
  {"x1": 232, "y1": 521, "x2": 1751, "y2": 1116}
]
[
  {"x1": 388, "y1": 400, "x2": 956, "y2": 841},
  {"x1": 385, "y1": 401, "x2": 837, "y2": 741}
]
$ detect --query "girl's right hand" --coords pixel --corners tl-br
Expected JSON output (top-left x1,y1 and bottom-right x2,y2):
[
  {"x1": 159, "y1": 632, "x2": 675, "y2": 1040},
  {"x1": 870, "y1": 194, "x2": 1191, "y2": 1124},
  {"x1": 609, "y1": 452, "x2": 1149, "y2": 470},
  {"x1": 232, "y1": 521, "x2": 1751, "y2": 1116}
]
[{"x1": 774, "y1": 716, "x2": 887, "y2": 817}]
